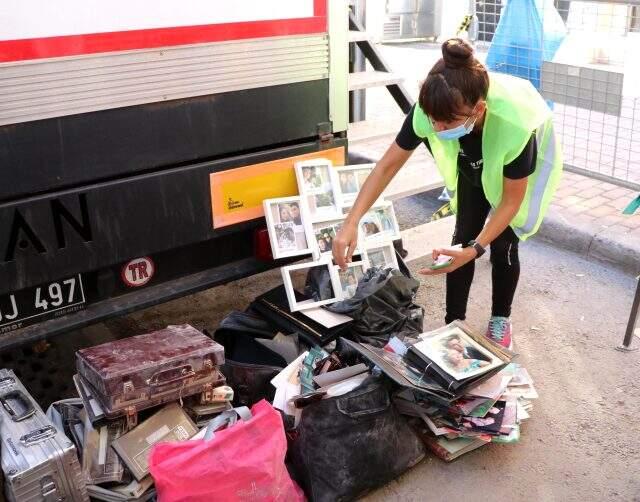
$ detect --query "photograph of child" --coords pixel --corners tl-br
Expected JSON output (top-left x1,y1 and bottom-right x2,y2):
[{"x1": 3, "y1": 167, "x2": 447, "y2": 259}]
[
  {"x1": 414, "y1": 327, "x2": 501, "y2": 380},
  {"x1": 270, "y1": 202, "x2": 308, "y2": 253},
  {"x1": 338, "y1": 263, "x2": 364, "y2": 299}
]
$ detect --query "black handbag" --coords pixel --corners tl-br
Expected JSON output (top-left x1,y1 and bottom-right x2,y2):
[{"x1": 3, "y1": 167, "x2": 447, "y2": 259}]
[
  {"x1": 288, "y1": 376, "x2": 425, "y2": 502},
  {"x1": 213, "y1": 310, "x2": 293, "y2": 407}
]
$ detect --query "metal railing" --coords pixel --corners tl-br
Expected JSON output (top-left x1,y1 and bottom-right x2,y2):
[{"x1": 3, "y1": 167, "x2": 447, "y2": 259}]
[{"x1": 473, "y1": 0, "x2": 640, "y2": 190}]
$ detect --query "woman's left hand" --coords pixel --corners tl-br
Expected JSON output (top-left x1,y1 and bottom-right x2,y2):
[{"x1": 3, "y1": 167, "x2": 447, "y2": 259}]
[{"x1": 418, "y1": 245, "x2": 478, "y2": 275}]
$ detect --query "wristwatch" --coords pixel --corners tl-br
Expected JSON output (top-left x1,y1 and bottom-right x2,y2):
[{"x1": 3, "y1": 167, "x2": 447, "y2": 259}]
[{"x1": 467, "y1": 240, "x2": 486, "y2": 258}]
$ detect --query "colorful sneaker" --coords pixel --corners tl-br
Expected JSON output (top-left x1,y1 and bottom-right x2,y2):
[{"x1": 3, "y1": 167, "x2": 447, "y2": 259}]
[{"x1": 486, "y1": 316, "x2": 513, "y2": 350}]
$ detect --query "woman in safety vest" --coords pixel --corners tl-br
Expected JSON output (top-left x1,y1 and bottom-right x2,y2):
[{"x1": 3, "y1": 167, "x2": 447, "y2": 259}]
[{"x1": 332, "y1": 38, "x2": 562, "y2": 349}]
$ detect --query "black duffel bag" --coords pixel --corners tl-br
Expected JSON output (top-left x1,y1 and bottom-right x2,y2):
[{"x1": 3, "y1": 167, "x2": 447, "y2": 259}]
[{"x1": 288, "y1": 376, "x2": 425, "y2": 502}]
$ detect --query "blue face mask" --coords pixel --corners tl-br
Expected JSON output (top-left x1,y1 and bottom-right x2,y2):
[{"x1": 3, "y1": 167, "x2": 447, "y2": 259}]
[{"x1": 434, "y1": 107, "x2": 479, "y2": 141}]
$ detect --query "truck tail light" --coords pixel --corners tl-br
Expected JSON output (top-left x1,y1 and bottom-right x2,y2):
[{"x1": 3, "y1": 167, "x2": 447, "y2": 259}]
[{"x1": 254, "y1": 227, "x2": 273, "y2": 262}]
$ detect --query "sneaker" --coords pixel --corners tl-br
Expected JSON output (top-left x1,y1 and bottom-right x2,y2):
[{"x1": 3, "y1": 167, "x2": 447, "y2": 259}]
[{"x1": 486, "y1": 316, "x2": 513, "y2": 350}]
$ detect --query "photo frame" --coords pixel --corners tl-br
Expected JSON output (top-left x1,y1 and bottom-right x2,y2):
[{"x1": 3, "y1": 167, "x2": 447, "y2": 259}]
[
  {"x1": 412, "y1": 325, "x2": 503, "y2": 380},
  {"x1": 363, "y1": 242, "x2": 398, "y2": 271},
  {"x1": 332, "y1": 163, "x2": 377, "y2": 208},
  {"x1": 334, "y1": 261, "x2": 367, "y2": 300},
  {"x1": 281, "y1": 260, "x2": 342, "y2": 312},
  {"x1": 311, "y1": 215, "x2": 362, "y2": 260},
  {"x1": 294, "y1": 158, "x2": 340, "y2": 221},
  {"x1": 358, "y1": 202, "x2": 401, "y2": 245},
  {"x1": 263, "y1": 196, "x2": 314, "y2": 259}
]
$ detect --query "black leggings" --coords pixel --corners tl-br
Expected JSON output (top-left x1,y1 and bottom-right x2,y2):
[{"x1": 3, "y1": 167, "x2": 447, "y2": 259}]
[{"x1": 445, "y1": 174, "x2": 520, "y2": 324}]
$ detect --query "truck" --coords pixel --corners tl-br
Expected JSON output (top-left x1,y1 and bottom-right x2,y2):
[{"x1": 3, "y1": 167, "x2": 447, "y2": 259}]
[{"x1": 0, "y1": 0, "x2": 349, "y2": 350}]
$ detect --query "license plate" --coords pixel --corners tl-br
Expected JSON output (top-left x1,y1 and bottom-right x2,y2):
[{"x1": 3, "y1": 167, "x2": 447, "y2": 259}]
[{"x1": 0, "y1": 275, "x2": 86, "y2": 333}]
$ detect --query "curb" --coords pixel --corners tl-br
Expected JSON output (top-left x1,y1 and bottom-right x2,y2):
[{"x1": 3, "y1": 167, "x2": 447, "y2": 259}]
[{"x1": 535, "y1": 210, "x2": 640, "y2": 276}]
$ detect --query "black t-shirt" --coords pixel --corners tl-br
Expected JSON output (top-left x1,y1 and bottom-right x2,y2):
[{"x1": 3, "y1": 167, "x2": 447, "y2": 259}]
[{"x1": 395, "y1": 106, "x2": 537, "y2": 187}]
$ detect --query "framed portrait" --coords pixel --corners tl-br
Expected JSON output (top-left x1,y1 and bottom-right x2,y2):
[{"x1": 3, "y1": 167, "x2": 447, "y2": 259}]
[
  {"x1": 294, "y1": 158, "x2": 340, "y2": 221},
  {"x1": 358, "y1": 202, "x2": 401, "y2": 244},
  {"x1": 263, "y1": 196, "x2": 313, "y2": 259},
  {"x1": 334, "y1": 261, "x2": 367, "y2": 300},
  {"x1": 412, "y1": 325, "x2": 503, "y2": 381},
  {"x1": 363, "y1": 242, "x2": 398, "y2": 271},
  {"x1": 333, "y1": 163, "x2": 377, "y2": 207},
  {"x1": 281, "y1": 260, "x2": 342, "y2": 312}
]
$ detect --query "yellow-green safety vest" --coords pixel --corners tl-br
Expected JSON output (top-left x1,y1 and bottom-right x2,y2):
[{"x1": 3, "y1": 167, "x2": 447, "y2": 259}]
[{"x1": 413, "y1": 72, "x2": 563, "y2": 241}]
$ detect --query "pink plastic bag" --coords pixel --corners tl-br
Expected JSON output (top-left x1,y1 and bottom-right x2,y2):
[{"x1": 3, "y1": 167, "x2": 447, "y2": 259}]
[{"x1": 149, "y1": 400, "x2": 305, "y2": 502}]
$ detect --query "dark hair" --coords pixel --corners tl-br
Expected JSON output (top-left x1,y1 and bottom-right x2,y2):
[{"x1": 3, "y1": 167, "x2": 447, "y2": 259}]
[{"x1": 418, "y1": 38, "x2": 489, "y2": 122}]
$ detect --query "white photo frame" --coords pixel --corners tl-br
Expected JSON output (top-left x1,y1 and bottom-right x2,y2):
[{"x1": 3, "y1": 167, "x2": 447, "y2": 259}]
[
  {"x1": 332, "y1": 163, "x2": 378, "y2": 208},
  {"x1": 364, "y1": 242, "x2": 399, "y2": 271},
  {"x1": 263, "y1": 196, "x2": 314, "y2": 259},
  {"x1": 294, "y1": 158, "x2": 340, "y2": 222},
  {"x1": 281, "y1": 260, "x2": 342, "y2": 312},
  {"x1": 334, "y1": 261, "x2": 367, "y2": 300},
  {"x1": 310, "y1": 215, "x2": 362, "y2": 260},
  {"x1": 358, "y1": 202, "x2": 401, "y2": 245}
]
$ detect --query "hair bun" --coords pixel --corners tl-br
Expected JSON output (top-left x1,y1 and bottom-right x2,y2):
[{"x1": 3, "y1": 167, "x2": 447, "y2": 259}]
[{"x1": 442, "y1": 38, "x2": 474, "y2": 69}]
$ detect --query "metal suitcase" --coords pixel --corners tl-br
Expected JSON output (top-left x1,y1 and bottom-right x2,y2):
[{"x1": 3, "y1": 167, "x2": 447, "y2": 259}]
[
  {"x1": 76, "y1": 324, "x2": 225, "y2": 428},
  {"x1": 0, "y1": 369, "x2": 89, "y2": 502}
]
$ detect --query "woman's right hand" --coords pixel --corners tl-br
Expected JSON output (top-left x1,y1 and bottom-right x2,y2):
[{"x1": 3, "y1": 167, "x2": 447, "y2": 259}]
[{"x1": 332, "y1": 222, "x2": 359, "y2": 270}]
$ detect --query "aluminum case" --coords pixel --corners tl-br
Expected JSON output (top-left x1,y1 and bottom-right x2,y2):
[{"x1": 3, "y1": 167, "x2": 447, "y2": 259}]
[{"x1": 0, "y1": 369, "x2": 89, "y2": 502}]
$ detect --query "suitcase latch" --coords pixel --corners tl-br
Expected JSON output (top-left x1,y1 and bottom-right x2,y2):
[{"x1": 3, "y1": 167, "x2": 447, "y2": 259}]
[
  {"x1": 125, "y1": 406, "x2": 138, "y2": 429},
  {"x1": 20, "y1": 425, "x2": 57, "y2": 446},
  {"x1": 201, "y1": 383, "x2": 214, "y2": 404},
  {"x1": 41, "y1": 476, "x2": 61, "y2": 502},
  {"x1": 123, "y1": 380, "x2": 135, "y2": 398}
]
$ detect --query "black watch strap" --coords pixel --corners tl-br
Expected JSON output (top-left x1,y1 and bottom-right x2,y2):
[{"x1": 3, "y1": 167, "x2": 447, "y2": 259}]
[{"x1": 468, "y1": 240, "x2": 486, "y2": 258}]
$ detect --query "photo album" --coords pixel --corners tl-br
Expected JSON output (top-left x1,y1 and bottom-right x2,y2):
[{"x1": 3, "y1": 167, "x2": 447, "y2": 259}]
[{"x1": 262, "y1": 158, "x2": 401, "y2": 315}]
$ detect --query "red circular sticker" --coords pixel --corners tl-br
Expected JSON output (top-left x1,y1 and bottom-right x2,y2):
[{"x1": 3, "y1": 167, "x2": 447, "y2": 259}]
[{"x1": 121, "y1": 257, "x2": 155, "y2": 287}]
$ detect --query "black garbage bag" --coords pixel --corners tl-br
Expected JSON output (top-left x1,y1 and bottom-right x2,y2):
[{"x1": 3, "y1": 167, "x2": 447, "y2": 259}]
[
  {"x1": 288, "y1": 376, "x2": 425, "y2": 502},
  {"x1": 327, "y1": 268, "x2": 424, "y2": 347}
]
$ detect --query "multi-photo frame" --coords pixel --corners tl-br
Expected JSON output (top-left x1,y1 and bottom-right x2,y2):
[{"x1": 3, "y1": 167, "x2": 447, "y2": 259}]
[
  {"x1": 294, "y1": 158, "x2": 340, "y2": 222},
  {"x1": 263, "y1": 196, "x2": 313, "y2": 259},
  {"x1": 263, "y1": 157, "x2": 401, "y2": 314}
]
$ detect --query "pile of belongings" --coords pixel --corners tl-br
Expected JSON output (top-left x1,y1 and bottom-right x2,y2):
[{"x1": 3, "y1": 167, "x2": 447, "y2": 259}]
[
  {"x1": 345, "y1": 321, "x2": 538, "y2": 461},
  {"x1": 48, "y1": 324, "x2": 233, "y2": 501}
]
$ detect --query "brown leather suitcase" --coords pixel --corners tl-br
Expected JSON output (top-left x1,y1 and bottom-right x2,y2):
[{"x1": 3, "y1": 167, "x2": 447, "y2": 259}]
[{"x1": 76, "y1": 324, "x2": 225, "y2": 428}]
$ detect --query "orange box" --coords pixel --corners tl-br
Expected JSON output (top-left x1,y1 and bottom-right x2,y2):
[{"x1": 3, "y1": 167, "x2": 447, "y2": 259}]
[{"x1": 210, "y1": 147, "x2": 345, "y2": 228}]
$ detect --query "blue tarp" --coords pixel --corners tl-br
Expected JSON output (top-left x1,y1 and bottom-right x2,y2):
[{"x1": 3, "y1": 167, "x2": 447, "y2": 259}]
[{"x1": 485, "y1": 0, "x2": 567, "y2": 89}]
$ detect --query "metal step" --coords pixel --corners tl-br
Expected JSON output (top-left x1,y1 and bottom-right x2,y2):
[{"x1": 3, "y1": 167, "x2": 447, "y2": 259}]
[
  {"x1": 348, "y1": 71, "x2": 404, "y2": 91},
  {"x1": 348, "y1": 119, "x2": 401, "y2": 144},
  {"x1": 348, "y1": 30, "x2": 371, "y2": 42}
]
